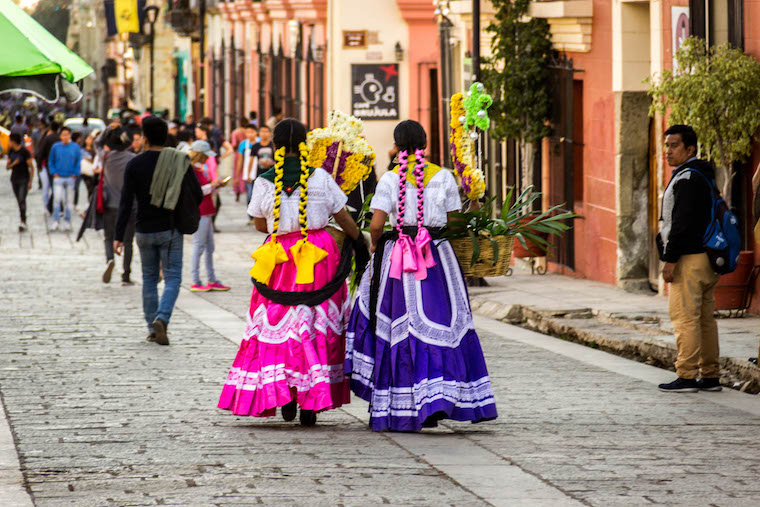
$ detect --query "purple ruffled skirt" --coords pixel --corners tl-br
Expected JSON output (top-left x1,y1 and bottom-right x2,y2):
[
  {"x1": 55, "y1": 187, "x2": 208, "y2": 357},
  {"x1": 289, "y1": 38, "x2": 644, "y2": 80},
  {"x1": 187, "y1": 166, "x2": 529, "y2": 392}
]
[{"x1": 345, "y1": 238, "x2": 497, "y2": 432}]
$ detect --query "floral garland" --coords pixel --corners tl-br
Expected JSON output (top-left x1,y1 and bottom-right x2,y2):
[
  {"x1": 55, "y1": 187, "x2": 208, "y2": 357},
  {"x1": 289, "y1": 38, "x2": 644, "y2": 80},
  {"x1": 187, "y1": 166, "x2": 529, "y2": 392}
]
[
  {"x1": 250, "y1": 144, "x2": 326, "y2": 286},
  {"x1": 450, "y1": 93, "x2": 486, "y2": 200},
  {"x1": 306, "y1": 110, "x2": 376, "y2": 194}
]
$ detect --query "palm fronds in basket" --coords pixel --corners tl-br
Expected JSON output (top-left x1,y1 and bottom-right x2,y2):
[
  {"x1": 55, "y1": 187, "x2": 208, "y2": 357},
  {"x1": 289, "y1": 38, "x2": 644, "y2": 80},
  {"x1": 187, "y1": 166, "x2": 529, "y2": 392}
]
[{"x1": 445, "y1": 185, "x2": 576, "y2": 267}]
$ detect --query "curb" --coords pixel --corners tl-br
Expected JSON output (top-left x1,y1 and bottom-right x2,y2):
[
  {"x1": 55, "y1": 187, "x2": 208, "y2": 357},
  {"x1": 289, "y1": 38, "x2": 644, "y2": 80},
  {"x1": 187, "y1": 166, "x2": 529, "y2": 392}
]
[{"x1": 471, "y1": 296, "x2": 760, "y2": 393}]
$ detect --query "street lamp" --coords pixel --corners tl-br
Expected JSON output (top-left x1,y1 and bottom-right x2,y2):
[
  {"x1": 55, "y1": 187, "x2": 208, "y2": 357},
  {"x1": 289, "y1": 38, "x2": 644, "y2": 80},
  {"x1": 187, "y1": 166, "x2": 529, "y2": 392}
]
[
  {"x1": 395, "y1": 42, "x2": 404, "y2": 62},
  {"x1": 144, "y1": 4, "x2": 160, "y2": 112}
]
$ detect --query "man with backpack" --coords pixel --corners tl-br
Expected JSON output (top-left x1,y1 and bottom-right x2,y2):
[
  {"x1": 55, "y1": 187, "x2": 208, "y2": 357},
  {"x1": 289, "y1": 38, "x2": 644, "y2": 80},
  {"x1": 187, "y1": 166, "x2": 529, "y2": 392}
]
[
  {"x1": 658, "y1": 124, "x2": 729, "y2": 393},
  {"x1": 113, "y1": 117, "x2": 203, "y2": 346}
]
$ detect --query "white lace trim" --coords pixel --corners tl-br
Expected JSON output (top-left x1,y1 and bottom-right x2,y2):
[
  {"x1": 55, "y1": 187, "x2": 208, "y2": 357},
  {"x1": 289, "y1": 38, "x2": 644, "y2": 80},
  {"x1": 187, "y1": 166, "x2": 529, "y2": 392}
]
[
  {"x1": 244, "y1": 297, "x2": 349, "y2": 345},
  {"x1": 357, "y1": 373, "x2": 496, "y2": 417},
  {"x1": 224, "y1": 363, "x2": 345, "y2": 392},
  {"x1": 355, "y1": 240, "x2": 473, "y2": 348}
]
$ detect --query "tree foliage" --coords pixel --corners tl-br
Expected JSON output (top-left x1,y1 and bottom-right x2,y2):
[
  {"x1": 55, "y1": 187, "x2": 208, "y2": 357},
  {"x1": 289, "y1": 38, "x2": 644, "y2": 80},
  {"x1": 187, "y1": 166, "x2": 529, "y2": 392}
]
[
  {"x1": 482, "y1": 0, "x2": 553, "y2": 143},
  {"x1": 648, "y1": 36, "x2": 760, "y2": 202}
]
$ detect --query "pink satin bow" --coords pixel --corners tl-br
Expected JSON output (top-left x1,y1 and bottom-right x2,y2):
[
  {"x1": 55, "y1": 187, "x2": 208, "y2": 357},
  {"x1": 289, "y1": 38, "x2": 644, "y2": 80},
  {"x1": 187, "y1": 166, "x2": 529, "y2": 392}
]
[
  {"x1": 414, "y1": 228, "x2": 436, "y2": 280},
  {"x1": 389, "y1": 234, "x2": 417, "y2": 279},
  {"x1": 389, "y1": 231, "x2": 437, "y2": 281}
]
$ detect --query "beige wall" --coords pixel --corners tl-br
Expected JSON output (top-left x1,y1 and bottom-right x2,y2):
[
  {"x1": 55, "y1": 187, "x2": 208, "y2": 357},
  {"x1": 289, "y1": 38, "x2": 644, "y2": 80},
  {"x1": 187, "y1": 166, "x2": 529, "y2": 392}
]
[
  {"x1": 327, "y1": 0, "x2": 411, "y2": 173},
  {"x1": 613, "y1": 1, "x2": 651, "y2": 92}
]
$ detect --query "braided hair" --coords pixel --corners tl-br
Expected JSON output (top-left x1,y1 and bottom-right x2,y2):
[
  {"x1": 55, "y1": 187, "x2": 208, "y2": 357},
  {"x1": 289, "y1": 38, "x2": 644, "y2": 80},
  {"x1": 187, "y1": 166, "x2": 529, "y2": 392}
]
[{"x1": 393, "y1": 120, "x2": 427, "y2": 227}]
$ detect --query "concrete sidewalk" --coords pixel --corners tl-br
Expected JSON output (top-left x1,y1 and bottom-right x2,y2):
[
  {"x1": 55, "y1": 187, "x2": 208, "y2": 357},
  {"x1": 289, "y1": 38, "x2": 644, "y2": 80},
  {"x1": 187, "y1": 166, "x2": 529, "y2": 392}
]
[{"x1": 468, "y1": 270, "x2": 760, "y2": 391}]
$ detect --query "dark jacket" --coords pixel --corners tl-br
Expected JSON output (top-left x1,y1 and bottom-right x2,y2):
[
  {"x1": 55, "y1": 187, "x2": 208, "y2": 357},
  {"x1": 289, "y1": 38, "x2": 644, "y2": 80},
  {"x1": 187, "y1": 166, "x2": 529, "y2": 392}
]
[
  {"x1": 36, "y1": 131, "x2": 60, "y2": 168},
  {"x1": 115, "y1": 151, "x2": 203, "y2": 241},
  {"x1": 657, "y1": 158, "x2": 715, "y2": 263}
]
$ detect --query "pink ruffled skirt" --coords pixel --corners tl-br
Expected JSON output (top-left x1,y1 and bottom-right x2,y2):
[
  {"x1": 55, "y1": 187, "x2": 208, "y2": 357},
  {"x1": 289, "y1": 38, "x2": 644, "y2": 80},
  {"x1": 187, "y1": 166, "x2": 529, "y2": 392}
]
[{"x1": 217, "y1": 229, "x2": 350, "y2": 417}]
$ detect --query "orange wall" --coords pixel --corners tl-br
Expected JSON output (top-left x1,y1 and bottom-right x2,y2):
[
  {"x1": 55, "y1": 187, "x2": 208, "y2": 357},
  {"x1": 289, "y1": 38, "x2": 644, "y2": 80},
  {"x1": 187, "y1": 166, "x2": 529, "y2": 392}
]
[{"x1": 558, "y1": 0, "x2": 617, "y2": 284}]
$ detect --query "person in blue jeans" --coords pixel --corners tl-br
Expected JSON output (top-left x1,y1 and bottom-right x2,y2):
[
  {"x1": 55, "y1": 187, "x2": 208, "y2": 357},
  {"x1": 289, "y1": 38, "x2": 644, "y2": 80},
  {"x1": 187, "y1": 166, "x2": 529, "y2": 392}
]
[
  {"x1": 113, "y1": 117, "x2": 203, "y2": 346},
  {"x1": 48, "y1": 126, "x2": 81, "y2": 231}
]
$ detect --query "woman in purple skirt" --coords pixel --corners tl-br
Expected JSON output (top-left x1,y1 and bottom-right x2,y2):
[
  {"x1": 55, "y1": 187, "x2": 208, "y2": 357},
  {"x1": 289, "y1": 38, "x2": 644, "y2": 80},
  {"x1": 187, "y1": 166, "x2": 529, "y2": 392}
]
[{"x1": 345, "y1": 120, "x2": 497, "y2": 432}]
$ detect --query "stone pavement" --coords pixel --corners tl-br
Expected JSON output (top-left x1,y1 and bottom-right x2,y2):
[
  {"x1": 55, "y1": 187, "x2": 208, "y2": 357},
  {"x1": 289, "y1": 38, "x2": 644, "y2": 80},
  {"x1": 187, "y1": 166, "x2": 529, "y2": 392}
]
[
  {"x1": 2, "y1": 174, "x2": 760, "y2": 505},
  {"x1": 468, "y1": 269, "x2": 760, "y2": 391}
]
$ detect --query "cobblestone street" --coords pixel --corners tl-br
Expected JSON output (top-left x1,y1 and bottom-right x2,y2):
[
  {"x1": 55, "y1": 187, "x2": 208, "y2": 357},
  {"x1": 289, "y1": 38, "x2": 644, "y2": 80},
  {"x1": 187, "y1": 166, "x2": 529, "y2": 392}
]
[{"x1": 3, "y1": 179, "x2": 760, "y2": 506}]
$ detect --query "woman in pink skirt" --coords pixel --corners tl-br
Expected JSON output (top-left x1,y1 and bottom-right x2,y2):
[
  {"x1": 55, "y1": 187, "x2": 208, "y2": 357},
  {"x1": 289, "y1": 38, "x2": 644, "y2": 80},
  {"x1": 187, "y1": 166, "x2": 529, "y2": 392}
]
[{"x1": 217, "y1": 119, "x2": 366, "y2": 426}]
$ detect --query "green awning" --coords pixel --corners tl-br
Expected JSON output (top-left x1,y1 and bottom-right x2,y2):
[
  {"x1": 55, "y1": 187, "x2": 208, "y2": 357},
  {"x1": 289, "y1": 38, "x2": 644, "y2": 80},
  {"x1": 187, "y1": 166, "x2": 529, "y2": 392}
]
[{"x1": 0, "y1": 0, "x2": 93, "y2": 101}]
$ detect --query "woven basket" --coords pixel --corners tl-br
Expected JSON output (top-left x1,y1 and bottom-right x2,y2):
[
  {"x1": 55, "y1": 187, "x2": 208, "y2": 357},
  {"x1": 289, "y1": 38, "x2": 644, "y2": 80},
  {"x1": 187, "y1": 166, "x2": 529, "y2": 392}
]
[{"x1": 450, "y1": 234, "x2": 514, "y2": 278}]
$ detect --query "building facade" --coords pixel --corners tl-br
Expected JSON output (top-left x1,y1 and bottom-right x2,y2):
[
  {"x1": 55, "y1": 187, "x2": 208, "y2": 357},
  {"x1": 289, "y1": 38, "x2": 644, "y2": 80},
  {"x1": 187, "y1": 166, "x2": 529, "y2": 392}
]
[{"x1": 441, "y1": 1, "x2": 757, "y2": 308}]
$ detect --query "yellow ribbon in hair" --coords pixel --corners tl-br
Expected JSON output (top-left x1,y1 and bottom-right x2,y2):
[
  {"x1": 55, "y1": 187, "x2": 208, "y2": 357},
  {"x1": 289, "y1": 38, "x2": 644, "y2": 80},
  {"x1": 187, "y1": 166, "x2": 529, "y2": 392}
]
[
  {"x1": 290, "y1": 238, "x2": 328, "y2": 284},
  {"x1": 250, "y1": 241, "x2": 289, "y2": 284}
]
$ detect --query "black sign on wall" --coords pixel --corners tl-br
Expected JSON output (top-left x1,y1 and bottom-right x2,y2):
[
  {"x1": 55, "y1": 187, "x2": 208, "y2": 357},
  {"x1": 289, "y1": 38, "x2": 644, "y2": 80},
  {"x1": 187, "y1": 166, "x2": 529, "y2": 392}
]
[{"x1": 351, "y1": 64, "x2": 399, "y2": 120}]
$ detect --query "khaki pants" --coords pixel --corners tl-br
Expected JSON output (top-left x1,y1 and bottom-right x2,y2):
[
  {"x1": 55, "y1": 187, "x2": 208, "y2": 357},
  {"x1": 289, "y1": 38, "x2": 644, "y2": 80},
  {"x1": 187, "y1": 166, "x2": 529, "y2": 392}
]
[{"x1": 668, "y1": 253, "x2": 721, "y2": 379}]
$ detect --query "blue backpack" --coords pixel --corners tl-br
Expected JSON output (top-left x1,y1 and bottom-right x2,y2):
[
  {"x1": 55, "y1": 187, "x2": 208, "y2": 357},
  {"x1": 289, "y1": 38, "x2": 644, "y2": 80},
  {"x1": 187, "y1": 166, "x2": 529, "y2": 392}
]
[{"x1": 687, "y1": 169, "x2": 741, "y2": 274}]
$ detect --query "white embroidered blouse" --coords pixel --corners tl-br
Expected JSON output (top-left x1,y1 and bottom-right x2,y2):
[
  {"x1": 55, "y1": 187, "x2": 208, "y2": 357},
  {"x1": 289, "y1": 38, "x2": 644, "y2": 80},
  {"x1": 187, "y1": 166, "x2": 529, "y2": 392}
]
[
  {"x1": 247, "y1": 167, "x2": 348, "y2": 234},
  {"x1": 370, "y1": 168, "x2": 462, "y2": 227}
]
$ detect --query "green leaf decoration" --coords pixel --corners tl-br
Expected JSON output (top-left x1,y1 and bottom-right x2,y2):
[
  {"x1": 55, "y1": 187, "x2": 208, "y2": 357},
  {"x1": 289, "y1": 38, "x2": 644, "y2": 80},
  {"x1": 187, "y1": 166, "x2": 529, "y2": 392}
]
[{"x1": 463, "y1": 82, "x2": 493, "y2": 132}]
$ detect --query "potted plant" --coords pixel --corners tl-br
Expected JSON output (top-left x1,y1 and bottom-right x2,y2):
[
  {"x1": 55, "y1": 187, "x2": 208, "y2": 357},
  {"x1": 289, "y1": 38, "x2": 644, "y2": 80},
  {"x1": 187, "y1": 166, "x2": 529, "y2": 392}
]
[
  {"x1": 648, "y1": 37, "x2": 760, "y2": 310},
  {"x1": 445, "y1": 186, "x2": 574, "y2": 278}
]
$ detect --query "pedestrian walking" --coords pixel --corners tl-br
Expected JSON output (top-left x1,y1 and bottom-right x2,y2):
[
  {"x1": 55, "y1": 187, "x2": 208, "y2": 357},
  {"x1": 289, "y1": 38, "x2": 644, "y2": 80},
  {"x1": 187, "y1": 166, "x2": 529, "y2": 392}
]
[
  {"x1": 194, "y1": 120, "x2": 232, "y2": 232},
  {"x1": 187, "y1": 141, "x2": 231, "y2": 292},
  {"x1": 235, "y1": 124, "x2": 258, "y2": 203},
  {"x1": 102, "y1": 128, "x2": 137, "y2": 285},
  {"x1": 657, "y1": 125, "x2": 723, "y2": 393},
  {"x1": 6, "y1": 133, "x2": 34, "y2": 231},
  {"x1": 244, "y1": 125, "x2": 275, "y2": 222},
  {"x1": 176, "y1": 130, "x2": 192, "y2": 153},
  {"x1": 71, "y1": 131, "x2": 85, "y2": 209},
  {"x1": 10, "y1": 114, "x2": 28, "y2": 137},
  {"x1": 217, "y1": 118, "x2": 364, "y2": 425},
  {"x1": 80, "y1": 133, "x2": 99, "y2": 202},
  {"x1": 345, "y1": 120, "x2": 498, "y2": 431},
  {"x1": 266, "y1": 107, "x2": 283, "y2": 131},
  {"x1": 230, "y1": 117, "x2": 249, "y2": 201},
  {"x1": 36, "y1": 121, "x2": 60, "y2": 216},
  {"x1": 114, "y1": 117, "x2": 203, "y2": 346},
  {"x1": 48, "y1": 126, "x2": 81, "y2": 231}
]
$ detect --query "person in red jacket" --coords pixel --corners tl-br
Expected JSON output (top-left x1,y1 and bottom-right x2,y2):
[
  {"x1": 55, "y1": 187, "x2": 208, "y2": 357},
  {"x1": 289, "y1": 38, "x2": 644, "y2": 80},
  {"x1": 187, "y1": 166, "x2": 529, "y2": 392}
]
[{"x1": 188, "y1": 140, "x2": 230, "y2": 292}]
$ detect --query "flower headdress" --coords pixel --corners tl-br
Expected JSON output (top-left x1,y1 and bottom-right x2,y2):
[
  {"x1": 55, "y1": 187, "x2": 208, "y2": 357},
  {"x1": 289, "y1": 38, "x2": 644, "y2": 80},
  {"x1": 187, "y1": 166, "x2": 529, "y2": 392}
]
[
  {"x1": 450, "y1": 82, "x2": 491, "y2": 200},
  {"x1": 250, "y1": 143, "x2": 327, "y2": 286},
  {"x1": 306, "y1": 110, "x2": 376, "y2": 194}
]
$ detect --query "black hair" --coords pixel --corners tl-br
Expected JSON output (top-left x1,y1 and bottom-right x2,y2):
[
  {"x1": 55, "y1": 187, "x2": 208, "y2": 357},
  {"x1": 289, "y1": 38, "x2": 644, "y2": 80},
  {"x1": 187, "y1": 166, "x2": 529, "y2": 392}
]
[
  {"x1": 50, "y1": 121, "x2": 60, "y2": 132},
  {"x1": 239, "y1": 117, "x2": 250, "y2": 128},
  {"x1": 258, "y1": 124, "x2": 271, "y2": 132},
  {"x1": 249, "y1": 111, "x2": 258, "y2": 120},
  {"x1": 200, "y1": 117, "x2": 213, "y2": 126},
  {"x1": 393, "y1": 120, "x2": 427, "y2": 154},
  {"x1": 71, "y1": 131, "x2": 83, "y2": 144},
  {"x1": 106, "y1": 127, "x2": 132, "y2": 151},
  {"x1": 273, "y1": 107, "x2": 282, "y2": 116},
  {"x1": 664, "y1": 124, "x2": 698, "y2": 152},
  {"x1": 142, "y1": 116, "x2": 168, "y2": 147},
  {"x1": 273, "y1": 118, "x2": 307, "y2": 153},
  {"x1": 9, "y1": 132, "x2": 22, "y2": 145},
  {"x1": 59, "y1": 126, "x2": 71, "y2": 134},
  {"x1": 176, "y1": 129, "x2": 192, "y2": 143},
  {"x1": 15, "y1": 115, "x2": 23, "y2": 123},
  {"x1": 246, "y1": 123, "x2": 258, "y2": 131}
]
